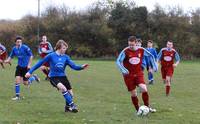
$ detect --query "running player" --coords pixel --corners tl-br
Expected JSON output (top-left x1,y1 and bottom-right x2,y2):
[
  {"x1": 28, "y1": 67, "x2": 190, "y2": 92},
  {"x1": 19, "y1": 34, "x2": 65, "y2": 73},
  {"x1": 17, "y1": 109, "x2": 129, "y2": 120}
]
[
  {"x1": 158, "y1": 40, "x2": 180, "y2": 96},
  {"x1": 25, "y1": 39, "x2": 88, "y2": 113},
  {"x1": 116, "y1": 36, "x2": 157, "y2": 115}
]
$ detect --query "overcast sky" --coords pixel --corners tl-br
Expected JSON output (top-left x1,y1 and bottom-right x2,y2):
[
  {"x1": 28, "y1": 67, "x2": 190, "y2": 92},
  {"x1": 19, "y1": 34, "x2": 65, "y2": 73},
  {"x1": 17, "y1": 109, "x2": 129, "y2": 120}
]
[{"x1": 0, "y1": 0, "x2": 200, "y2": 20}]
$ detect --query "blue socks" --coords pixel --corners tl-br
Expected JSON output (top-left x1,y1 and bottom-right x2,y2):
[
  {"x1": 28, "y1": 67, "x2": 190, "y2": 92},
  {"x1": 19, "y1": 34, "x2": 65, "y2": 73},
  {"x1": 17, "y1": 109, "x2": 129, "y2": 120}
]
[
  {"x1": 148, "y1": 72, "x2": 153, "y2": 81},
  {"x1": 62, "y1": 91, "x2": 73, "y2": 106},
  {"x1": 15, "y1": 84, "x2": 20, "y2": 97},
  {"x1": 28, "y1": 76, "x2": 36, "y2": 85}
]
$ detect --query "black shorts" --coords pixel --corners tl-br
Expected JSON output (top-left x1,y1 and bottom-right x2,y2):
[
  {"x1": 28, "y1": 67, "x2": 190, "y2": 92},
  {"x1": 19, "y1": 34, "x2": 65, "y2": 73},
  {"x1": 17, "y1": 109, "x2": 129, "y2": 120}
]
[
  {"x1": 49, "y1": 76, "x2": 72, "y2": 90},
  {"x1": 15, "y1": 65, "x2": 29, "y2": 81}
]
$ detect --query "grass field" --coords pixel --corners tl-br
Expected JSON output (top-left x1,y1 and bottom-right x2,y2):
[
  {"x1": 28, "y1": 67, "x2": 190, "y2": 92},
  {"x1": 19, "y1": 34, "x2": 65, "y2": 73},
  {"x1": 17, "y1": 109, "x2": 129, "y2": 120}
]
[{"x1": 0, "y1": 60, "x2": 200, "y2": 124}]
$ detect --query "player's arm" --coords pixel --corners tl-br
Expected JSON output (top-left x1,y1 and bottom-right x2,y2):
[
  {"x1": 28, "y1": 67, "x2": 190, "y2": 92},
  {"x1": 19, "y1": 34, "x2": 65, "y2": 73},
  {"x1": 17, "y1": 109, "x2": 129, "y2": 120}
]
[
  {"x1": 141, "y1": 56, "x2": 147, "y2": 70},
  {"x1": 144, "y1": 49, "x2": 158, "y2": 72},
  {"x1": 153, "y1": 48, "x2": 158, "y2": 62},
  {"x1": 116, "y1": 50, "x2": 129, "y2": 75},
  {"x1": 45, "y1": 42, "x2": 53, "y2": 53},
  {"x1": 173, "y1": 51, "x2": 180, "y2": 68},
  {"x1": 66, "y1": 56, "x2": 88, "y2": 70},
  {"x1": 0, "y1": 45, "x2": 6, "y2": 55},
  {"x1": 157, "y1": 49, "x2": 163, "y2": 64},
  {"x1": 38, "y1": 46, "x2": 42, "y2": 54},
  {"x1": 4, "y1": 47, "x2": 15, "y2": 63},
  {"x1": 26, "y1": 54, "x2": 51, "y2": 77},
  {"x1": 26, "y1": 47, "x2": 33, "y2": 69}
]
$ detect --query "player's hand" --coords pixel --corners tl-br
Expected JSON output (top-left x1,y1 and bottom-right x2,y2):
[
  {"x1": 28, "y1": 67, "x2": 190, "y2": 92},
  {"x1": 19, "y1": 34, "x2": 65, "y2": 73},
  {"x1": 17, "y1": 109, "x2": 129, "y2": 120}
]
[
  {"x1": 25, "y1": 72, "x2": 31, "y2": 78},
  {"x1": 4, "y1": 59, "x2": 10, "y2": 64},
  {"x1": 122, "y1": 71, "x2": 129, "y2": 75},
  {"x1": 173, "y1": 63, "x2": 177, "y2": 68},
  {"x1": 82, "y1": 64, "x2": 89, "y2": 69},
  {"x1": 27, "y1": 65, "x2": 31, "y2": 70}
]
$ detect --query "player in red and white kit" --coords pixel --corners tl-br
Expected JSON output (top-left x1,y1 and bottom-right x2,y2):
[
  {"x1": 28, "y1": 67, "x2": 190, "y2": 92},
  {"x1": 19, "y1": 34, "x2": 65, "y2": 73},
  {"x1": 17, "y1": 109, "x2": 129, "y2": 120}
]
[
  {"x1": 158, "y1": 41, "x2": 180, "y2": 96},
  {"x1": 38, "y1": 35, "x2": 53, "y2": 80},
  {"x1": 116, "y1": 36, "x2": 158, "y2": 115},
  {"x1": 0, "y1": 43, "x2": 11, "y2": 68}
]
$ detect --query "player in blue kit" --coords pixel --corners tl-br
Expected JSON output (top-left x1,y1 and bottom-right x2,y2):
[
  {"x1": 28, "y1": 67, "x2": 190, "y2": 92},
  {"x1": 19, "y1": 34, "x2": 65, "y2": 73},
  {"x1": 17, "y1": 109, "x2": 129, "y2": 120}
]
[
  {"x1": 25, "y1": 40, "x2": 89, "y2": 113},
  {"x1": 145, "y1": 40, "x2": 158, "y2": 84},
  {"x1": 4, "y1": 36, "x2": 40, "y2": 100}
]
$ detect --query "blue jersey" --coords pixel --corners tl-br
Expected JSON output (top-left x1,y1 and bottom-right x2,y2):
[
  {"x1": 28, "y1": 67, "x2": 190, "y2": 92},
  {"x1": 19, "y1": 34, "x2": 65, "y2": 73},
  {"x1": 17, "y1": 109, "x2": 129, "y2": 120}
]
[
  {"x1": 28, "y1": 52, "x2": 84, "y2": 77},
  {"x1": 143, "y1": 48, "x2": 158, "y2": 68},
  {"x1": 146, "y1": 48, "x2": 157, "y2": 60},
  {"x1": 9, "y1": 44, "x2": 33, "y2": 67}
]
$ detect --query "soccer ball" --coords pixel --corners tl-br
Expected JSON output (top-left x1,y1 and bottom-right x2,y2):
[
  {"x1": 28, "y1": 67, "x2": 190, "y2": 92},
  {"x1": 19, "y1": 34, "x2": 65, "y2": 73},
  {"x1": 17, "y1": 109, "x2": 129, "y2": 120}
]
[
  {"x1": 41, "y1": 48, "x2": 47, "y2": 53},
  {"x1": 137, "y1": 105, "x2": 150, "y2": 116}
]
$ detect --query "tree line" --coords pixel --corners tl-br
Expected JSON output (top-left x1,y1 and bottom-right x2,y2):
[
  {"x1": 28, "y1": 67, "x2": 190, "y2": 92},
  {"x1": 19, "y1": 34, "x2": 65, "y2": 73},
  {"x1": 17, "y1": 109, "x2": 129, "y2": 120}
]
[{"x1": 0, "y1": 0, "x2": 200, "y2": 59}]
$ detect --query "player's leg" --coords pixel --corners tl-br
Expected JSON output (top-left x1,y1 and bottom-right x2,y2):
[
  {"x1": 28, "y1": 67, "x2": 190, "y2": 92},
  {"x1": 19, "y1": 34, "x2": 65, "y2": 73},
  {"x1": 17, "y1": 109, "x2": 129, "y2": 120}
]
[
  {"x1": 61, "y1": 77, "x2": 75, "y2": 112},
  {"x1": 0, "y1": 59, "x2": 4, "y2": 68},
  {"x1": 147, "y1": 67, "x2": 154, "y2": 84},
  {"x1": 130, "y1": 89, "x2": 139, "y2": 111},
  {"x1": 138, "y1": 83, "x2": 156, "y2": 113},
  {"x1": 138, "y1": 84, "x2": 149, "y2": 107},
  {"x1": 12, "y1": 66, "x2": 23, "y2": 100},
  {"x1": 12, "y1": 76, "x2": 22, "y2": 100},
  {"x1": 165, "y1": 67, "x2": 174, "y2": 96},
  {"x1": 27, "y1": 74, "x2": 40, "y2": 86},
  {"x1": 40, "y1": 65, "x2": 49, "y2": 80},
  {"x1": 161, "y1": 67, "x2": 166, "y2": 84},
  {"x1": 57, "y1": 83, "x2": 78, "y2": 113},
  {"x1": 123, "y1": 75, "x2": 139, "y2": 111},
  {"x1": 21, "y1": 67, "x2": 40, "y2": 87},
  {"x1": 165, "y1": 76, "x2": 171, "y2": 96},
  {"x1": 50, "y1": 77, "x2": 78, "y2": 113}
]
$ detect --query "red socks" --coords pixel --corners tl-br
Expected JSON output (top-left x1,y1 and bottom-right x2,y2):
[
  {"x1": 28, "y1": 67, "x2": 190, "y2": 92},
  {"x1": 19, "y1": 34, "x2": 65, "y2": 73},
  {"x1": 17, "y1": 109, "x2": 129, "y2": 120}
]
[
  {"x1": 166, "y1": 85, "x2": 170, "y2": 96},
  {"x1": 131, "y1": 96, "x2": 139, "y2": 111},
  {"x1": 42, "y1": 69, "x2": 49, "y2": 77},
  {"x1": 142, "y1": 92, "x2": 149, "y2": 107}
]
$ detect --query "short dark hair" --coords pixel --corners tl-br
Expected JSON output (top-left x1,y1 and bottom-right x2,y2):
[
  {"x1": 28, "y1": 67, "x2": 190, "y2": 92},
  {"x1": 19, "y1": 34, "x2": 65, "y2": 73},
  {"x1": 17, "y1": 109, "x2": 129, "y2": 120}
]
[
  {"x1": 167, "y1": 40, "x2": 173, "y2": 43},
  {"x1": 147, "y1": 40, "x2": 153, "y2": 43},
  {"x1": 137, "y1": 38, "x2": 142, "y2": 43},
  {"x1": 128, "y1": 36, "x2": 136, "y2": 42},
  {"x1": 15, "y1": 36, "x2": 23, "y2": 42}
]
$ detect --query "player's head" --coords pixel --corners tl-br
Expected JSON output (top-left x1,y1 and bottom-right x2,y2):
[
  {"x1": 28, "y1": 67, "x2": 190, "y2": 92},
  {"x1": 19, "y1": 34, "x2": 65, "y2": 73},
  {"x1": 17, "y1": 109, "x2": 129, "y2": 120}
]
[
  {"x1": 55, "y1": 40, "x2": 68, "y2": 54},
  {"x1": 15, "y1": 36, "x2": 23, "y2": 48},
  {"x1": 128, "y1": 36, "x2": 137, "y2": 49},
  {"x1": 41, "y1": 35, "x2": 47, "y2": 42},
  {"x1": 147, "y1": 40, "x2": 153, "y2": 48},
  {"x1": 167, "y1": 40, "x2": 173, "y2": 49},
  {"x1": 136, "y1": 38, "x2": 142, "y2": 47}
]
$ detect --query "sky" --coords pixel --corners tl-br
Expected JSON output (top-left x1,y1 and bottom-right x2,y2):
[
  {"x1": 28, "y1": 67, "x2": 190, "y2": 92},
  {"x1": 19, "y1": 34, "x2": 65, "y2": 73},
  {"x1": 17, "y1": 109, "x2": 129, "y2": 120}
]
[{"x1": 0, "y1": 0, "x2": 200, "y2": 20}]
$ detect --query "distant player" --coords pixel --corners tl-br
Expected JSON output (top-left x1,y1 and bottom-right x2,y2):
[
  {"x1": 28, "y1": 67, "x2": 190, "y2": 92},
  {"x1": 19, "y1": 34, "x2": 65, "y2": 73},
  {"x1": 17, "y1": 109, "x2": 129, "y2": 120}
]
[
  {"x1": 25, "y1": 40, "x2": 88, "y2": 113},
  {"x1": 136, "y1": 38, "x2": 142, "y2": 47},
  {"x1": 145, "y1": 40, "x2": 158, "y2": 84},
  {"x1": 4, "y1": 36, "x2": 40, "y2": 100},
  {"x1": 116, "y1": 36, "x2": 157, "y2": 115},
  {"x1": 158, "y1": 40, "x2": 180, "y2": 96},
  {"x1": 38, "y1": 35, "x2": 53, "y2": 80},
  {"x1": 0, "y1": 43, "x2": 11, "y2": 68}
]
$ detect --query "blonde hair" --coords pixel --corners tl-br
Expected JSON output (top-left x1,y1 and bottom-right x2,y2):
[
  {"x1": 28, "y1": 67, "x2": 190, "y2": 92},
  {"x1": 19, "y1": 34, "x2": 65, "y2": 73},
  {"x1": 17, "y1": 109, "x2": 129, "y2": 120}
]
[{"x1": 54, "y1": 40, "x2": 68, "y2": 50}]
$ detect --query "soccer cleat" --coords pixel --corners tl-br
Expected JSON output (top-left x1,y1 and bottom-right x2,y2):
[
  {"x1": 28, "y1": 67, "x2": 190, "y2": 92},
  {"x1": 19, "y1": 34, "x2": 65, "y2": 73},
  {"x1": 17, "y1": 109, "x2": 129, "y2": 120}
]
[
  {"x1": 69, "y1": 104, "x2": 78, "y2": 113},
  {"x1": 136, "y1": 110, "x2": 141, "y2": 116},
  {"x1": 149, "y1": 107, "x2": 156, "y2": 113},
  {"x1": 148, "y1": 80, "x2": 154, "y2": 85},
  {"x1": 11, "y1": 96, "x2": 20, "y2": 101},
  {"x1": 33, "y1": 74, "x2": 40, "y2": 82},
  {"x1": 64, "y1": 105, "x2": 70, "y2": 112},
  {"x1": 45, "y1": 76, "x2": 50, "y2": 81}
]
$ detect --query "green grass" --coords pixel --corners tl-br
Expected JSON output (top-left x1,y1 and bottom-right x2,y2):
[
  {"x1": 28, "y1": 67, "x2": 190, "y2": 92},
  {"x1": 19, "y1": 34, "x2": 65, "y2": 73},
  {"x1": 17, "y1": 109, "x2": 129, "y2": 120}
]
[{"x1": 0, "y1": 60, "x2": 200, "y2": 124}]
